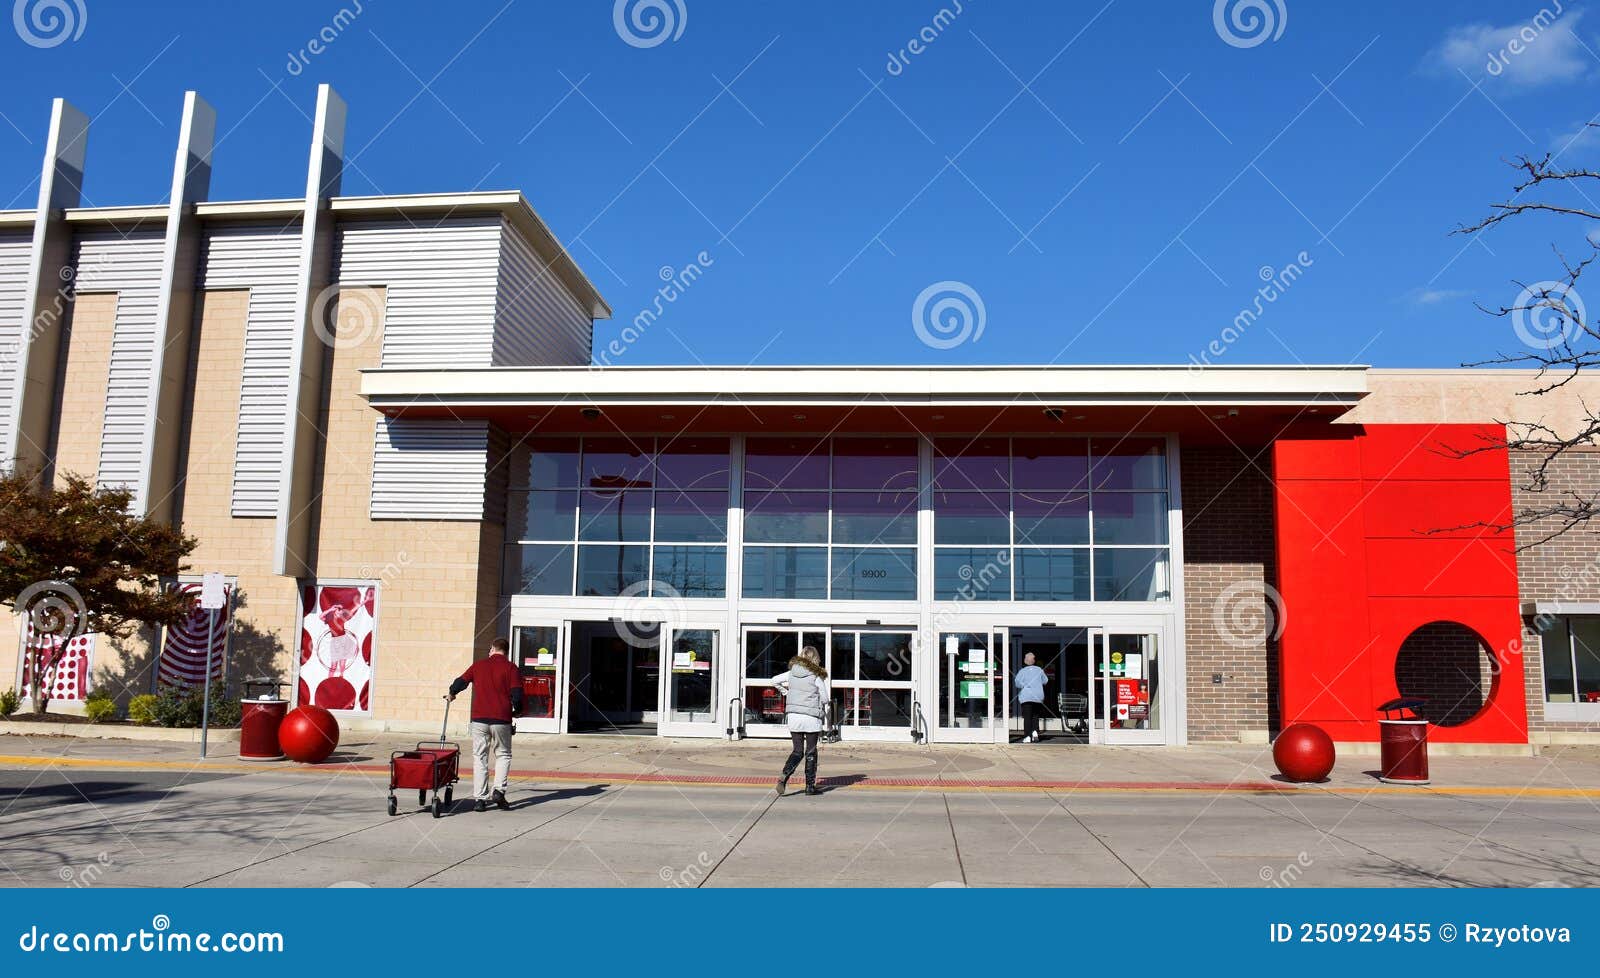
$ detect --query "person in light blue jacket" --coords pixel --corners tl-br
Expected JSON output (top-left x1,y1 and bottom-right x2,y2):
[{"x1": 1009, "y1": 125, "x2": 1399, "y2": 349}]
[
  {"x1": 771, "y1": 645, "x2": 830, "y2": 796},
  {"x1": 1014, "y1": 652, "x2": 1048, "y2": 743}
]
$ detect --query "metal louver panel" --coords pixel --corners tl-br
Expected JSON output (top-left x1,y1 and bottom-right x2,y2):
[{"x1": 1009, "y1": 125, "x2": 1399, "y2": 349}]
[
  {"x1": 72, "y1": 229, "x2": 166, "y2": 504},
  {"x1": 335, "y1": 217, "x2": 501, "y2": 368},
  {"x1": 0, "y1": 231, "x2": 32, "y2": 463},
  {"x1": 494, "y1": 218, "x2": 592, "y2": 366},
  {"x1": 198, "y1": 222, "x2": 302, "y2": 516},
  {"x1": 370, "y1": 417, "x2": 490, "y2": 520}
]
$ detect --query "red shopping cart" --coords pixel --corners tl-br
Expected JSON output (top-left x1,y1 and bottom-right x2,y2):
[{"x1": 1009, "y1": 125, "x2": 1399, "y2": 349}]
[{"x1": 387, "y1": 697, "x2": 461, "y2": 818}]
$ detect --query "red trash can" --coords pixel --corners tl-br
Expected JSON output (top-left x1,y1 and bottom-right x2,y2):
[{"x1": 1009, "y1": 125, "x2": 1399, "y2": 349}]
[
  {"x1": 1377, "y1": 697, "x2": 1429, "y2": 785},
  {"x1": 240, "y1": 680, "x2": 290, "y2": 761}
]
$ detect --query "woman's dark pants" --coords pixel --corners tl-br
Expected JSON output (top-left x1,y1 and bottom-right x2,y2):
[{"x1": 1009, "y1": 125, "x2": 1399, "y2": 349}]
[
  {"x1": 1022, "y1": 702, "x2": 1044, "y2": 740},
  {"x1": 782, "y1": 731, "x2": 820, "y2": 788}
]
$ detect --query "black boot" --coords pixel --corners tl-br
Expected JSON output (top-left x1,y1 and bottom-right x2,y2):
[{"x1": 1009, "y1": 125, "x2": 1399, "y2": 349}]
[
  {"x1": 777, "y1": 753, "x2": 801, "y2": 795},
  {"x1": 803, "y1": 751, "x2": 821, "y2": 795}
]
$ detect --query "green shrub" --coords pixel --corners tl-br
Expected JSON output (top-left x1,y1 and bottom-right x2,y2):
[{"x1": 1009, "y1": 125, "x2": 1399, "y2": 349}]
[
  {"x1": 127, "y1": 694, "x2": 159, "y2": 726},
  {"x1": 0, "y1": 688, "x2": 18, "y2": 718},
  {"x1": 83, "y1": 691, "x2": 117, "y2": 723},
  {"x1": 148, "y1": 685, "x2": 240, "y2": 728}
]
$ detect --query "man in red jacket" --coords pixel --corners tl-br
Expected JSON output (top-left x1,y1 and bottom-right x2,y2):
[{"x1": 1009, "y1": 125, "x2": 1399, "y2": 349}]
[{"x1": 448, "y1": 637, "x2": 524, "y2": 812}]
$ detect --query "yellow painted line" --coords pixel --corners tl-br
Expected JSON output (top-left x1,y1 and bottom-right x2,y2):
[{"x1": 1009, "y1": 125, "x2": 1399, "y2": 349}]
[{"x1": 0, "y1": 754, "x2": 1594, "y2": 798}]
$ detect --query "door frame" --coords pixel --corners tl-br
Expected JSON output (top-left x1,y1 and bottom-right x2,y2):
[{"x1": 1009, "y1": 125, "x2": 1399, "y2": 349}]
[
  {"x1": 933, "y1": 627, "x2": 1009, "y2": 744},
  {"x1": 511, "y1": 619, "x2": 568, "y2": 734},
  {"x1": 657, "y1": 621, "x2": 725, "y2": 738},
  {"x1": 1094, "y1": 627, "x2": 1166, "y2": 746}
]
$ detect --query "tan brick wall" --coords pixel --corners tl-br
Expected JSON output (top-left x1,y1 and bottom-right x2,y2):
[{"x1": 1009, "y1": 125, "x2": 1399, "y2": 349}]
[
  {"x1": 155, "y1": 289, "x2": 301, "y2": 700},
  {"x1": 52, "y1": 291, "x2": 118, "y2": 484},
  {"x1": 1180, "y1": 443, "x2": 1278, "y2": 743},
  {"x1": 307, "y1": 286, "x2": 505, "y2": 725}
]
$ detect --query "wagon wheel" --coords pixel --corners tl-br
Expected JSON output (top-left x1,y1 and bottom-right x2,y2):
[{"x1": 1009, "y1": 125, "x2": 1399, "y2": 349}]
[
  {"x1": 443, "y1": 786, "x2": 453, "y2": 806},
  {"x1": 431, "y1": 795, "x2": 443, "y2": 819},
  {"x1": 387, "y1": 795, "x2": 397, "y2": 817}
]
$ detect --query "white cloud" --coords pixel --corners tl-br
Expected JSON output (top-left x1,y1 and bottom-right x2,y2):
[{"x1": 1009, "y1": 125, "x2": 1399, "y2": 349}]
[
  {"x1": 1424, "y1": 10, "x2": 1587, "y2": 89},
  {"x1": 1404, "y1": 287, "x2": 1472, "y2": 307}
]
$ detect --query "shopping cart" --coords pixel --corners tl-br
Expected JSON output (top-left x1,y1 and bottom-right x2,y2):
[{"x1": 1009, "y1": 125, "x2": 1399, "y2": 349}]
[{"x1": 386, "y1": 697, "x2": 461, "y2": 818}]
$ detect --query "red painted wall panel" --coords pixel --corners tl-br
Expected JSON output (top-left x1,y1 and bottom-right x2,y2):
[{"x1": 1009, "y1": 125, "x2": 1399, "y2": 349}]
[{"x1": 1272, "y1": 423, "x2": 1527, "y2": 744}]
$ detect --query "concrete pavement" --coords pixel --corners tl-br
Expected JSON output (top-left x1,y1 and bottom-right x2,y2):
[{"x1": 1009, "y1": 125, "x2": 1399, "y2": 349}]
[{"x1": 0, "y1": 732, "x2": 1596, "y2": 887}]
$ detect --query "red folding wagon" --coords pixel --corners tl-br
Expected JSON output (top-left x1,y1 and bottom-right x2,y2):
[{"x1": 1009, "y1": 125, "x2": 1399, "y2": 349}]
[{"x1": 387, "y1": 698, "x2": 461, "y2": 818}]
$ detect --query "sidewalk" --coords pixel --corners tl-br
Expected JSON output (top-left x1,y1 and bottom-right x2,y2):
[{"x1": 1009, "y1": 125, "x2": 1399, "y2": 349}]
[{"x1": 3, "y1": 730, "x2": 1598, "y2": 797}]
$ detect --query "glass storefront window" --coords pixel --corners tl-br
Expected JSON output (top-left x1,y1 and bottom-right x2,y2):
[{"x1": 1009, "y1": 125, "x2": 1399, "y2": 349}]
[
  {"x1": 652, "y1": 546, "x2": 727, "y2": 597},
  {"x1": 656, "y1": 437, "x2": 731, "y2": 490},
  {"x1": 832, "y1": 491, "x2": 917, "y2": 545},
  {"x1": 934, "y1": 437, "x2": 1009, "y2": 490},
  {"x1": 832, "y1": 437, "x2": 918, "y2": 491},
  {"x1": 577, "y1": 489, "x2": 651, "y2": 541},
  {"x1": 1015, "y1": 548, "x2": 1090, "y2": 601},
  {"x1": 744, "y1": 437, "x2": 828, "y2": 490},
  {"x1": 1091, "y1": 492, "x2": 1169, "y2": 545},
  {"x1": 576, "y1": 545, "x2": 649, "y2": 596},
  {"x1": 668, "y1": 628, "x2": 717, "y2": 722},
  {"x1": 653, "y1": 491, "x2": 727, "y2": 542},
  {"x1": 744, "y1": 491, "x2": 828, "y2": 543},
  {"x1": 1012, "y1": 437, "x2": 1089, "y2": 489},
  {"x1": 1577, "y1": 621, "x2": 1600, "y2": 703},
  {"x1": 503, "y1": 544, "x2": 574, "y2": 596},
  {"x1": 507, "y1": 490, "x2": 577, "y2": 542},
  {"x1": 1095, "y1": 548, "x2": 1169, "y2": 601},
  {"x1": 1014, "y1": 491, "x2": 1089, "y2": 546},
  {"x1": 742, "y1": 546, "x2": 828, "y2": 599},
  {"x1": 1541, "y1": 618, "x2": 1575, "y2": 703},
  {"x1": 518, "y1": 437, "x2": 580, "y2": 490},
  {"x1": 830, "y1": 547, "x2": 917, "y2": 601},
  {"x1": 1090, "y1": 437, "x2": 1168, "y2": 490},
  {"x1": 934, "y1": 548, "x2": 1012, "y2": 601},
  {"x1": 934, "y1": 491, "x2": 1009, "y2": 545},
  {"x1": 581, "y1": 436, "x2": 654, "y2": 485},
  {"x1": 858, "y1": 632, "x2": 912, "y2": 681}
]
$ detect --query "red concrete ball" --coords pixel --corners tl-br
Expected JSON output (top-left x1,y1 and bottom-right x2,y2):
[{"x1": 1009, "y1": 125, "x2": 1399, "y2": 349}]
[
  {"x1": 279, "y1": 705, "x2": 340, "y2": 764},
  {"x1": 1273, "y1": 723, "x2": 1335, "y2": 782}
]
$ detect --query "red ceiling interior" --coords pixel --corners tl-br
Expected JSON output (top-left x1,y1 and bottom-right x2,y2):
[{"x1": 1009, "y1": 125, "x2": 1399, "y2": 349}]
[{"x1": 370, "y1": 401, "x2": 1351, "y2": 446}]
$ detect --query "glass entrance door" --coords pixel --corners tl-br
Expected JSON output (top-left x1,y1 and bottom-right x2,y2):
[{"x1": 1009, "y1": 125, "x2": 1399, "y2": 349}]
[
  {"x1": 659, "y1": 626, "x2": 719, "y2": 736},
  {"x1": 936, "y1": 629, "x2": 1007, "y2": 743},
  {"x1": 1095, "y1": 630, "x2": 1162, "y2": 745},
  {"x1": 512, "y1": 621, "x2": 566, "y2": 734}
]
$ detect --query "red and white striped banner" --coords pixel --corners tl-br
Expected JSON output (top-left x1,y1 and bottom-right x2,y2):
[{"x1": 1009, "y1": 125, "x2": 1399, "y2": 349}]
[{"x1": 158, "y1": 581, "x2": 231, "y2": 687}]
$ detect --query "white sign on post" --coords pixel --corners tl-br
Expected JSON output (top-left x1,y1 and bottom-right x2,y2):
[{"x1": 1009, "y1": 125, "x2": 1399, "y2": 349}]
[{"x1": 200, "y1": 571, "x2": 226, "y2": 610}]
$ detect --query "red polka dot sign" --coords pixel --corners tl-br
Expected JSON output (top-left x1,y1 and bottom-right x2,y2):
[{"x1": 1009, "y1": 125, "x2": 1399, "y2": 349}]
[
  {"x1": 297, "y1": 584, "x2": 376, "y2": 713},
  {"x1": 19, "y1": 626, "x2": 95, "y2": 703}
]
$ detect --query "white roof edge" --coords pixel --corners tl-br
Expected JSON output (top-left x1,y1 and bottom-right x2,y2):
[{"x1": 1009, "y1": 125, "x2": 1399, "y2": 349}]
[
  {"x1": 0, "y1": 210, "x2": 33, "y2": 227},
  {"x1": 360, "y1": 364, "x2": 1370, "y2": 402}
]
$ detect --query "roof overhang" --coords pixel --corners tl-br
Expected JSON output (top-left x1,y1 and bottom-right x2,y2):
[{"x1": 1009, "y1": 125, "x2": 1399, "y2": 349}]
[{"x1": 360, "y1": 364, "x2": 1368, "y2": 441}]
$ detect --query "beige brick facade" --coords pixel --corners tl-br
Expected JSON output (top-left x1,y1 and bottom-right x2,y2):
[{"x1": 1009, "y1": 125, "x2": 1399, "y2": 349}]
[{"x1": 51, "y1": 291, "x2": 117, "y2": 484}]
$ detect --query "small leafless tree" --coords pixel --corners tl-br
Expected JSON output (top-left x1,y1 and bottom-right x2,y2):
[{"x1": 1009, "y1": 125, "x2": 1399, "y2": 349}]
[{"x1": 1457, "y1": 132, "x2": 1600, "y2": 547}]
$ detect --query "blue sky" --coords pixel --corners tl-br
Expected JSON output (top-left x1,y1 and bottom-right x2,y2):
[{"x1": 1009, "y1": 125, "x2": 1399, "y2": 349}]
[{"x1": 1, "y1": 0, "x2": 1596, "y2": 369}]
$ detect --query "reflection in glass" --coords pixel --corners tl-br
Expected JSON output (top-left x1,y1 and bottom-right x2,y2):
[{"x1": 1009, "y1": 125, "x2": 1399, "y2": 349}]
[
  {"x1": 653, "y1": 491, "x2": 727, "y2": 542},
  {"x1": 576, "y1": 544, "x2": 649, "y2": 596},
  {"x1": 507, "y1": 490, "x2": 577, "y2": 542},
  {"x1": 652, "y1": 546, "x2": 727, "y2": 597},
  {"x1": 830, "y1": 547, "x2": 917, "y2": 600},
  {"x1": 744, "y1": 437, "x2": 829, "y2": 489},
  {"x1": 744, "y1": 491, "x2": 828, "y2": 543},
  {"x1": 1014, "y1": 548, "x2": 1090, "y2": 601},
  {"x1": 742, "y1": 546, "x2": 828, "y2": 599},
  {"x1": 934, "y1": 491, "x2": 1009, "y2": 544},
  {"x1": 831, "y1": 437, "x2": 918, "y2": 490},
  {"x1": 1092, "y1": 492, "x2": 1169, "y2": 545},
  {"x1": 832, "y1": 491, "x2": 917, "y2": 544},
  {"x1": 581, "y1": 436, "x2": 654, "y2": 485},
  {"x1": 655, "y1": 437, "x2": 730, "y2": 490},
  {"x1": 520, "y1": 438, "x2": 580, "y2": 489},
  {"x1": 934, "y1": 548, "x2": 1011, "y2": 601},
  {"x1": 577, "y1": 490, "x2": 651, "y2": 541},
  {"x1": 1014, "y1": 491, "x2": 1089, "y2": 545},
  {"x1": 1012, "y1": 437, "x2": 1089, "y2": 489},
  {"x1": 1090, "y1": 437, "x2": 1168, "y2": 490},
  {"x1": 502, "y1": 544, "x2": 573, "y2": 596},
  {"x1": 1095, "y1": 548, "x2": 1168, "y2": 601},
  {"x1": 668, "y1": 628, "x2": 717, "y2": 722},
  {"x1": 933, "y1": 438, "x2": 1009, "y2": 490}
]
